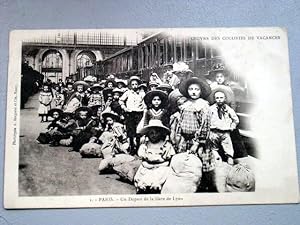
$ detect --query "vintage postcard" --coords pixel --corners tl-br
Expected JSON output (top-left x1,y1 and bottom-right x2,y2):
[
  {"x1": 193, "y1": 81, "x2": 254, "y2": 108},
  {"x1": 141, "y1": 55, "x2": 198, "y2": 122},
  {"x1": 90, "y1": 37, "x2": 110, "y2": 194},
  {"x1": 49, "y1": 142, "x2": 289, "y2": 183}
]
[{"x1": 4, "y1": 27, "x2": 299, "y2": 208}]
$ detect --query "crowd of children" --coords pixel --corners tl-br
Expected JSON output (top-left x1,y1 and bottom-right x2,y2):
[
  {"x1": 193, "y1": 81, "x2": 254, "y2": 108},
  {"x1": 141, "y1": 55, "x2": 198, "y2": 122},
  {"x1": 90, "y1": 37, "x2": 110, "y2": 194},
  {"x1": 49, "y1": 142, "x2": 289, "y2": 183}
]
[{"x1": 36, "y1": 62, "x2": 255, "y2": 194}]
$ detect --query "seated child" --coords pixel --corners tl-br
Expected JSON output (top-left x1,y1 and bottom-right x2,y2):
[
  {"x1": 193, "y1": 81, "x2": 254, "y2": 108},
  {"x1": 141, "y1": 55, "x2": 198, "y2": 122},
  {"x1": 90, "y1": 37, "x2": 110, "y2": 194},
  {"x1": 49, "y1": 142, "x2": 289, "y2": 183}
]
[
  {"x1": 36, "y1": 108, "x2": 63, "y2": 145},
  {"x1": 69, "y1": 106, "x2": 97, "y2": 152},
  {"x1": 209, "y1": 90, "x2": 239, "y2": 165},
  {"x1": 98, "y1": 111, "x2": 129, "y2": 159},
  {"x1": 134, "y1": 119, "x2": 175, "y2": 194}
]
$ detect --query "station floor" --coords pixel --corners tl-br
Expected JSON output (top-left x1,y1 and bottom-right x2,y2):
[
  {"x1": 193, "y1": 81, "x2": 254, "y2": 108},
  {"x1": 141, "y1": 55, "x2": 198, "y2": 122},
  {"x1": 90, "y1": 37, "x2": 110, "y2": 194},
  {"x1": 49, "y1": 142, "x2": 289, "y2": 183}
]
[{"x1": 19, "y1": 94, "x2": 136, "y2": 196}]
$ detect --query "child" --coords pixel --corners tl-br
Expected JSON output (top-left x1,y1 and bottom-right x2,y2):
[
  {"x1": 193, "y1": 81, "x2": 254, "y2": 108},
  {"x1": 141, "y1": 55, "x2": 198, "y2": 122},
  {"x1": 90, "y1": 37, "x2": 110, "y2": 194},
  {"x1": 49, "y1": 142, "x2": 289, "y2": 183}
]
[
  {"x1": 148, "y1": 81, "x2": 158, "y2": 91},
  {"x1": 209, "y1": 90, "x2": 239, "y2": 165},
  {"x1": 105, "y1": 79, "x2": 116, "y2": 89},
  {"x1": 64, "y1": 82, "x2": 74, "y2": 103},
  {"x1": 134, "y1": 119, "x2": 175, "y2": 193},
  {"x1": 69, "y1": 106, "x2": 97, "y2": 152},
  {"x1": 170, "y1": 77, "x2": 215, "y2": 173},
  {"x1": 87, "y1": 84, "x2": 105, "y2": 112},
  {"x1": 52, "y1": 85, "x2": 65, "y2": 109},
  {"x1": 109, "y1": 88, "x2": 124, "y2": 121},
  {"x1": 149, "y1": 72, "x2": 162, "y2": 85},
  {"x1": 140, "y1": 89, "x2": 169, "y2": 128},
  {"x1": 119, "y1": 76, "x2": 145, "y2": 154},
  {"x1": 36, "y1": 108, "x2": 63, "y2": 144},
  {"x1": 38, "y1": 84, "x2": 53, "y2": 122},
  {"x1": 163, "y1": 70, "x2": 180, "y2": 89},
  {"x1": 64, "y1": 81, "x2": 89, "y2": 113}
]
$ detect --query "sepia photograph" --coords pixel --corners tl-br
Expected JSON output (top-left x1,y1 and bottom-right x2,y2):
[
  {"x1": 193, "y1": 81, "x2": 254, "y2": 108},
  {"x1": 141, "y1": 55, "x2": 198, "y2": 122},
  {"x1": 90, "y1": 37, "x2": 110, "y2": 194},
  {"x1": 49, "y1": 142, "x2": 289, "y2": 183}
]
[{"x1": 4, "y1": 27, "x2": 299, "y2": 208}]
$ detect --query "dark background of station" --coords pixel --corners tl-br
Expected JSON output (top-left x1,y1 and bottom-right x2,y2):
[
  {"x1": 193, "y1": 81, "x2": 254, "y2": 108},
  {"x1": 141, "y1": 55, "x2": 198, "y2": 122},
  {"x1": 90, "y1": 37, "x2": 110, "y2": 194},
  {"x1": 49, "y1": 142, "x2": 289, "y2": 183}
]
[{"x1": 0, "y1": 1, "x2": 299, "y2": 225}]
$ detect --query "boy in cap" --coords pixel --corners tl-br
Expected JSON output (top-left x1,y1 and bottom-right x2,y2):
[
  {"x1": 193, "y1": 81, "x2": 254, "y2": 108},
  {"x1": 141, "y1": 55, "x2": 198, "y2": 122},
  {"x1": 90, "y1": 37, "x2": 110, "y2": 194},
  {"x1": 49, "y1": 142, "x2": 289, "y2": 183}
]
[
  {"x1": 119, "y1": 75, "x2": 145, "y2": 154},
  {"x1": 209, "y1": 90, "x2": 239, "y2": 165}
]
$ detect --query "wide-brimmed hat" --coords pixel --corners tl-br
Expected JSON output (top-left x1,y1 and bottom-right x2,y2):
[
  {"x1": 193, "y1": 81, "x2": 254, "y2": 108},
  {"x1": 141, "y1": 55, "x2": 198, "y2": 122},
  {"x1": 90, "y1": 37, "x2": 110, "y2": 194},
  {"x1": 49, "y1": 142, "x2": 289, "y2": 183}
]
[
  {"x1": 48, "y1": 108, "x2": 63, "y2": 117},
  {"x1": 90, "y1": 83, "x2": 102, "y2": 91},
  {"x1": 128, "y1": 76, "x2": 141, "y2": 85},
  {"x1": 112, "y1": 88, "x2": 124, "y2": 94},
  {"x1": 115, "y1": 79, "x2": 128, "y2": 87},
  {"x1": 172, "y1": 62, "x2": 193, "y2": 74},
  {"x1": 139, "y1": 119, "x2": 170, "y2": 135},
  {"x1": 149, "y1": 81, "x2": 159, "y2": 87},
  {"x1": 138, "y1": 83, "x2": 148, "y2": 90},
  {"x1": 156, "y1": 83, "x2": 173, "y2": 94},
  {"x1": 207, "y1": 63, "x2": 228, "y2": 79},
  {"x1": 101, "y1": 110, "x2": 120, "y2": 121},
  {"x1": 75, "y1": 106, "x2": 92, "y2": 118},
  {"x1": 83, "y1": 75, "x2": 97, "y2": 83},
  {"x1": 207, "y1": 85, "x2": 235, "y2": 104},
  {"x1": 168, "y1": 89, "x2": 184, "y2": 107},
  {"x1": 73, "y1": 81, "x2": 89, "y2": 91},
  {"x1": 179, "y1": 77, "x2": 211, "y2": 99},
  {"x1": 143, "y1": 90, "x2": 168, "y2": 108}
]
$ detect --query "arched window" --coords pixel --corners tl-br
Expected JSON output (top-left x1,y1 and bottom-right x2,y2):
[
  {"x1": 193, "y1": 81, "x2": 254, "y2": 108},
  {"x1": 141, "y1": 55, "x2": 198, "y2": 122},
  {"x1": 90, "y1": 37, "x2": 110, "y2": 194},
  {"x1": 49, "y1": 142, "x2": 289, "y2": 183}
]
[
  {"x1": 77, "y1": 53, "x2": 93, "y2": 68},
  {"x1": 41, "y1": 50, "x2": 63, "y2": 83},
  {"x1": 42, "y1": 50, "x2": 62, "y2": 68}
]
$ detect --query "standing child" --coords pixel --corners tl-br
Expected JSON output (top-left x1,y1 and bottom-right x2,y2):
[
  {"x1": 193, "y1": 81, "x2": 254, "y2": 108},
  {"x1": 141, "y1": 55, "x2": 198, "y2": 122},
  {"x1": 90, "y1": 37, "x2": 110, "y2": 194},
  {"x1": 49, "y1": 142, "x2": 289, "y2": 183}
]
[
  {"x1": 170, "y1": 77, "x2": 215, "y2": 172},
  {"x1": 64, "y1": 81, "x2": 89, "y2": 113},
  {"x1": 209, "y1": 90, "x2": 239, "y2": 165},
  {"x1": 38, "y1": 84, "x2": 53, "y2": 122},
  {"x1": 139, "y1": 89, "x2": 169, "y2": 129},
  {"x1": 88, "y1": 83, "x2": 105, "y2": 111},
  {"x1": 53, "y1": 85, "x2": 65, "y2": 109},
  {"x1": 119, "y1": 76, "x2": 145, "y2": 154}
]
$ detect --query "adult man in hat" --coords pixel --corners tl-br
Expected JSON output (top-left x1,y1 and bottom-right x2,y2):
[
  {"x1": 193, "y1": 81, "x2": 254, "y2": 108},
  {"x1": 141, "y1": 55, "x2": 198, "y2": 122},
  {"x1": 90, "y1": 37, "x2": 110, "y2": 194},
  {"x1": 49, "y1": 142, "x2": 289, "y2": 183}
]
[{"x1": 119, "y1": 75, "x2": 145, "y2": 154}]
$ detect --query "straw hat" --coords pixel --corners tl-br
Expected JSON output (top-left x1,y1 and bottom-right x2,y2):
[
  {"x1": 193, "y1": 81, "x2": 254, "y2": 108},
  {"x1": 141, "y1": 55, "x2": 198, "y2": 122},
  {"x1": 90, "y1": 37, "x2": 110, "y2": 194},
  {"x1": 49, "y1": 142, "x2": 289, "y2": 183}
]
[
  {"x1": 101, "y1": 110, "x2": 120, "y2": 121},
  {"x1": 112, "y1": 88, "x2": 124, "y2": 94},
  {"x1": 143, "y1": 90, "x2": 168, "y2": 108},
  {"x1": 139, "y1": 119, "x2": 170, "y2": 135},
  {"x1": 156, "y1": 83, "x2": 173, "y2": 94},
  {"x1": 149, "y1": 81, "x2": 159, "y2": 87},
  {"x1": 128, "y1": 76, "x2": 141, "y2": 85},
  {"x1": 73, "y1": 81, "x2": 89, "y2": 91},
  {"x1": 179, "y1": 77, "x2": 211, "y2": 99},
  {"x1": 207, "y1": 63, "x2": 229, "y2": 80},
  {"x1": 75, "y1": 106, "x2": 92, "y2": 118},
  {"x1": 168, "y1": 89, "x2": 184, "y2": 107},
  {"x1": 90, "y1": 83, "x2": 102, "y2": 91},
  {"x1": 48, "y1": 108, "x2": 63, "y2": 117},
  {"x1": 207, "y1": 85, "x2": 235, "y2": 105}
]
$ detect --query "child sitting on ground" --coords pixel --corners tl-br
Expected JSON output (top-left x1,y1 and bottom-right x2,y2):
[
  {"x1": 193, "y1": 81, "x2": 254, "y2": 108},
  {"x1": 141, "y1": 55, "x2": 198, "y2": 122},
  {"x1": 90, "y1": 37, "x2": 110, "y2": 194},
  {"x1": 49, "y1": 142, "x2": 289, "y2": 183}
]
[
  {"x1": 134, "y1": 119, "x2": 175, "y2": 194},
  {"x1": 69, "y1": 106, "x2": 97, "y2": 152},
  {"x1": 209, "y1": 90, "x2": 239, "y2": 165},
  {"x1": 97, "y1": 111, "x2": 130, "y2": 170},
  {"x1": 36, "y1": 108, "x2": 63, "y2": 144}
]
